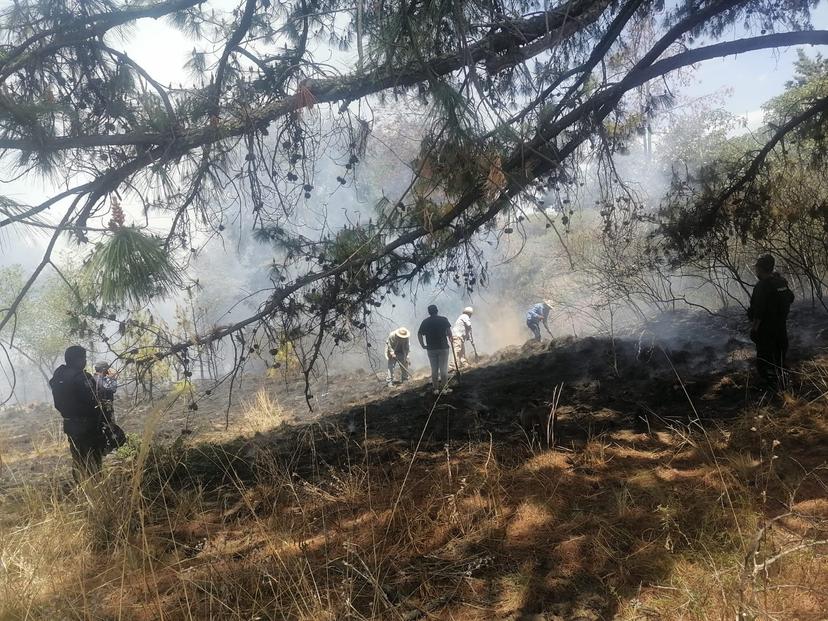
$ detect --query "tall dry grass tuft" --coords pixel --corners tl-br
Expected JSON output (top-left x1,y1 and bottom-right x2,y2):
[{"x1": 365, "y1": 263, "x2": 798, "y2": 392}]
[{"x1": 241, "y1": 389, "x2": 286, "y2": 435}]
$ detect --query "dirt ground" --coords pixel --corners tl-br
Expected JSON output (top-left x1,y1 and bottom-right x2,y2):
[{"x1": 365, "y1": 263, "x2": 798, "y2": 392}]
[
  {"x1": 1, "y1": 306, "x2": 827, "y2": 620},
  {"x1": 2, "y1": 305, "x2": 827, "y2": 491}
]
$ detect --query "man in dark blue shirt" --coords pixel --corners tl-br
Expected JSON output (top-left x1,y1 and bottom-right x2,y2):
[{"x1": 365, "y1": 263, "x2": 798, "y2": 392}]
[{"x1": 417, "y1": 304, "x2": 453, "y2": 394}]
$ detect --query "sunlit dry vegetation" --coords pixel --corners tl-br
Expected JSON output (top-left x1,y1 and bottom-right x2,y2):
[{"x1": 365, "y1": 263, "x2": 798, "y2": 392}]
[
  {"x1": 2, "y1": 362, "x2": 826, "y2": 620},
  {"x1": 1, "y1": 0, "x2": 828, "y2": 619}
]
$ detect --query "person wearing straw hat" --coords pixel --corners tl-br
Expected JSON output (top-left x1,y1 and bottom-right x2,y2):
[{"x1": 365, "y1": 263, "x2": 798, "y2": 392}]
[
  {"x1": 526, "y1": 300, "x2": 553, "y2": 342},
  {"x1": 451, "y1": 306, "x2": 474, "y2": 371},
  {"x1": 385, "y1": 327, "x2": 411, "y2": 386}
]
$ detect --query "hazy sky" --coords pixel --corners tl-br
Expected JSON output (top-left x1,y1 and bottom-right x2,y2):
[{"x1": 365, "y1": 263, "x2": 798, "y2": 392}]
[{"x1": 695, "y1": 3, "x2": 828, "y2": 124}]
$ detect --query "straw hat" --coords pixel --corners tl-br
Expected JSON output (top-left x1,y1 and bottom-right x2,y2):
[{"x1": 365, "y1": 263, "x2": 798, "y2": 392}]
[
  {"x1": 463, "y1": 306, "x2": 474, "y2": 315},
  {"x1": 394, "y1": 327, "x2": 410, "y2": 339},
  {"x1": 543, "y1": 299, "x2": 553, "y2": 308}
]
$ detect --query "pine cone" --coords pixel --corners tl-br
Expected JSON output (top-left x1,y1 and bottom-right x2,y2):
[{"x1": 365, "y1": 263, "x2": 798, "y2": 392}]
[{"x1": 109, "y1": 197, "x2": 125, "y2": 230}]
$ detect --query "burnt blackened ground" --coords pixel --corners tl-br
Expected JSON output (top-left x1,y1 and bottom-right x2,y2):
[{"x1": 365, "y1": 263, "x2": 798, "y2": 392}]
[
  {"x1": 133, "y1": 305, "x2": 828, "y2": 489},
  {"x1": 2, "y1": 306, "x2": 828, "y2": 621},
  {"x1": 2, "y1": 305, "x2": 827, "y2": 490}
]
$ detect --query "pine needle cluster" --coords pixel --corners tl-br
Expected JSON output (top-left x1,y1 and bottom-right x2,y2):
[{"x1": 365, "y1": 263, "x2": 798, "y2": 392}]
[{"x1": 84, "y1": 227, "x2": 182, "y2": 307}]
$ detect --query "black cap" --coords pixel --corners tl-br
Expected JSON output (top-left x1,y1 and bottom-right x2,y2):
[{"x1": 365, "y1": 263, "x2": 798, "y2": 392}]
[
  {"x1": 756, "y1": 254, "x2": 775, "y2": 272},
  {"x1": 427, "y1": 304, "x2": 438, "y2": 315},
  {"x1": 64, "y1": 345, "x2": 86, "y2": 365}
]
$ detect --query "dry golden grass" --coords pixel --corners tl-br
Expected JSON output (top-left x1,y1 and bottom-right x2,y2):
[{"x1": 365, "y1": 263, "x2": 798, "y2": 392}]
[
  {"x1": 240, "y1": 389, "x2": 287, "y2": 435},
  {"x1": 1, "y1": 383, "x2": 827, "y2": 620}
]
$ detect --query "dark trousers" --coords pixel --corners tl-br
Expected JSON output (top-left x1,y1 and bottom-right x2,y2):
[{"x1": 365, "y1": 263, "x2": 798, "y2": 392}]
[
  {"x1": 65, "y1": 423, "x2": 104, "y2": 483},
  {"x1": 527, "y1": 320, "x2": 541, "y2": 341},
  {"x1": 754, "y1": 333, "x2": 788, "y2": 389}
]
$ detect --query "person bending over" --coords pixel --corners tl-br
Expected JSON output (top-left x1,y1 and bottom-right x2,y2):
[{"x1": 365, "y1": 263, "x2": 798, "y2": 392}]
[{"x1": 526, "y1": 300, "x2": 552, "y2": 342}]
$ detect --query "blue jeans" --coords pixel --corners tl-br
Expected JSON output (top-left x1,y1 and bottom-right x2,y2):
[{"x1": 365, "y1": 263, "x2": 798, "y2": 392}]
[
  {"x1": 427, "y1": 349, "x2": 450, "y2": 389},
  {"x1": 387, "y1": 357, "x2": 409, "y2": 384},
  {"x1": 527, "y1": 320, "x2": 541, "y2": 341}
]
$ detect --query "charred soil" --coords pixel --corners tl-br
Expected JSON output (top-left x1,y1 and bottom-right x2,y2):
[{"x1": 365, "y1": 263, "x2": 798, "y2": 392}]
[{"x1": 1, "y1": 307, "x2": 827, "y2": 620}]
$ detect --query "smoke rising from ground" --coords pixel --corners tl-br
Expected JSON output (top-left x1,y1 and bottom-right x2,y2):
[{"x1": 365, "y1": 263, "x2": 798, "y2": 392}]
[{"x1": 0, "y1": 100, "x2": 767, "y2": 405}]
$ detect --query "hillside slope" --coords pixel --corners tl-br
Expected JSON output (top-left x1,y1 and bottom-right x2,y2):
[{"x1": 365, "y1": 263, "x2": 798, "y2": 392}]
[{"x1": 1, "y1": 307, "x2": 827, "y2": 620}]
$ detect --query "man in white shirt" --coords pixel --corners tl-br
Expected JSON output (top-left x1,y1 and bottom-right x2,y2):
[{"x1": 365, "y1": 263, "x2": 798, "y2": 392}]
[{"x1": 451, "y1": 306, "x2": 474, "y2": 371}]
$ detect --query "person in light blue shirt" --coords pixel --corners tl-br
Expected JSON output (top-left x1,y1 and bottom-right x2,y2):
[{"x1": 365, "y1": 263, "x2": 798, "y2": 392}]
[{"x1": 526, "y1": 301, "x2": 552, "y2": 341}]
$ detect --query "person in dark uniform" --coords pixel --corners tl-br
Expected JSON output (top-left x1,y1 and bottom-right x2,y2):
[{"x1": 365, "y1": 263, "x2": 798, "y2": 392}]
[
  {"x1": 49, "y1": 346, "x2": 106, "y2": 482},
  {"x1": 748, "y1": 254, "x2": 795, "y2": 389}
]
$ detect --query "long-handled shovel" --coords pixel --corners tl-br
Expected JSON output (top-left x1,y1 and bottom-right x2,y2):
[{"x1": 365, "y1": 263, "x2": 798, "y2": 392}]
[
  {"x1": 387, "y1": 355, "x2": 412, "y2": 386},
  {"x1": 397, "y1": 358, "x2": 412, "y2": 382},
  {"x1": 451, "y1": 344, "x2": 462, "y2": 382}
]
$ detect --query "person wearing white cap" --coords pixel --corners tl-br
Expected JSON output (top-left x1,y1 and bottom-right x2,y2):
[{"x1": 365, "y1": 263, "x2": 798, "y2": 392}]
[
  {"x1": 385, "y1": 327, "x2": 411, "y2": 386},
  {"x1": 526, "y1": 300, "x2": 553, "y2": 342},
  {"x1": 451, "y1": 306, "x2": 474, "y2": 371}
]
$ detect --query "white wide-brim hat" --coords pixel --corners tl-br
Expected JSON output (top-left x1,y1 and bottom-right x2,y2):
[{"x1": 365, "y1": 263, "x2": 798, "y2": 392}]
[{"x1": 395, "y1": 327, "x2": 410, "y2": 339}]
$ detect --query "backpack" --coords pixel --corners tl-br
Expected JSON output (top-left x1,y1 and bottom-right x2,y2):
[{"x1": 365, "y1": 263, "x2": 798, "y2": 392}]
[
  {"x1": 777, "y1": 286, "x2": 794, "y2": 319},
  {"x1": 49, "y1": 365, "x2": 96, "y2": 420},
  {"x1": 103, "y1": 422, "x2": 127, "y2": 454}
]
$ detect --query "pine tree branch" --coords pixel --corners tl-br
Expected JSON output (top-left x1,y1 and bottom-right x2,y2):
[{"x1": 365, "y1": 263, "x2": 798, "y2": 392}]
[
  {"x1": 484, "y1": 0, "x2": 645, "y2": 140},
  {"x1": 0, "y1": 196, "x2": 81, "y2": 337},
  {"x1": 484, "y1": 0, "x2": 614, "y2": 73},
  {"x1": 684, "y1": 90, "x2": 828, "y2": 230},
  {"x1": 631, "y1": 30, "x2": 828, "y2": 90},
  {"x1": 0, "y1": 0, "x2": 204, "y2": 82},
  {"x1": 0, "y1": 183, "x2": 94, "y2": 229},
  {"x1": 209, "y1": 0, "x2": 259, "y2": 116},
  {"x1": 97, "y1": 44, "x2": 178, "y2": 129},
  {"x1": 0, "y1": 0, "x2": 609, "y2": 154},
  {"x1": 144, "y1": 29, "x2": 828, "y2": 360}
]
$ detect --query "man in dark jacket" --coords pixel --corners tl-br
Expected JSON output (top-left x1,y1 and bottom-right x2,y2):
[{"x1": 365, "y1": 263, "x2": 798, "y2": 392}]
[
  {"x1": 49, "y1": 345, "x2": 106, "y2": 481},
  {"x1": 748, "y1": 254, "x2": 795, "y2": 389}
]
